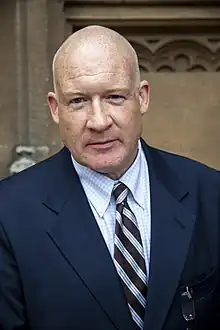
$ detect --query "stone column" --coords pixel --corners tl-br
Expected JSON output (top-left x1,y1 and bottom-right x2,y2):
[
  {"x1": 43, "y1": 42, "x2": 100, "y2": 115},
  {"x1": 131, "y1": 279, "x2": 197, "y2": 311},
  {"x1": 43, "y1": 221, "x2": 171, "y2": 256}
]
[{"x1": 10, "y1": 0, "x2": 65, "y2": 175}]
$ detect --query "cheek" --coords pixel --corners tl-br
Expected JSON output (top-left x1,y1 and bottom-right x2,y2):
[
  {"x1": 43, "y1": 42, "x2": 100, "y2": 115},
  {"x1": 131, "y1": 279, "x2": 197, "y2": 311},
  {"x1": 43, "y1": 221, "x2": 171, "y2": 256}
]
[
  {"x1": 122, "y1": 113, "x2": 143, "y2": 144},
  {"x1": 120, "y1": 108, "x2": 142, "y2": 131},
  {"x1": 59, "y1": 116, "x2": 83, "y2": 146}
]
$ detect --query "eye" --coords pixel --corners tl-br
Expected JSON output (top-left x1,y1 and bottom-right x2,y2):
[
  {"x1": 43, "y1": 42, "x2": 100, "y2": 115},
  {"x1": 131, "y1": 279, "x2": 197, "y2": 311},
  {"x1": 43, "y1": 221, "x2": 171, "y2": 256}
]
[
  {"x1": 108, "y1": 94, "x2": 124, "y2": 100},
  {"x1": 70, "y1": 97, "x2": 87, "y2": 105},
  {"x1": 106, "y1": 94, "x2": 126, "y2": 104}
]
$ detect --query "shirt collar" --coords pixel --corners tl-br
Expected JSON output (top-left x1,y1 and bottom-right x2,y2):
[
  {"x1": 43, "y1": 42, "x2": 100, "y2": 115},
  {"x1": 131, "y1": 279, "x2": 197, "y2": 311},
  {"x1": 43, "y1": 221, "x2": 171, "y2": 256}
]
[
  {"x1": 72, "y1": 158, "x2": 115, "y2": 217},
  {"x1": 71, "y1": 140, "x2": 147, "y2": 217},
  {"x1": 119, "y1": 140, "x2": 146, "y2": 209}
]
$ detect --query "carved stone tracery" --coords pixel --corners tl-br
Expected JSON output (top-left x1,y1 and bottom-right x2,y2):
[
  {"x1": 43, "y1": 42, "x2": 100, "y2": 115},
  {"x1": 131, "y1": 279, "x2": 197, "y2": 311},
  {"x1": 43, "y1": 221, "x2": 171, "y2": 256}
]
[
  {"x1": 127, "y1": 36, "x2": 220, "y2": 72},
  {"x1": 65, "y1": 0, "x2": 220, "y2": 73}
]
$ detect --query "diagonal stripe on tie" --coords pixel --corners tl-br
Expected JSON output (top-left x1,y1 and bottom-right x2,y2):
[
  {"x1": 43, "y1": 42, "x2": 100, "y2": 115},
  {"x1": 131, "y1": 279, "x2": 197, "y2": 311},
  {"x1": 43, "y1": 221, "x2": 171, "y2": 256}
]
[
  {"x1": 114, "y1": 245, "x2": 147, "y2": 295},
  {"x1": 115, "y1": 235, "x2": 147, "y2": 284},
  {"x1": 128, "y1": 304, "x2": 144, "y2": 329},
  {"x1": 113, "y1": 182, "x2": 147, "y2": 329},
  {"x1": 114, "y1": 260, "x2": 146, "y2": 308},
  {"x1": 115, "y1": 214, "x2": 146, "y2": 272},
  {"x1": 122, "y1": 207, "x2": 142, "y2": 242},
  {"x1": 123, "y1": 207, "x2": 137, "y2": 227},
  {"x1": 116, "y1": 210, "x2": 145, "y2": 259}
]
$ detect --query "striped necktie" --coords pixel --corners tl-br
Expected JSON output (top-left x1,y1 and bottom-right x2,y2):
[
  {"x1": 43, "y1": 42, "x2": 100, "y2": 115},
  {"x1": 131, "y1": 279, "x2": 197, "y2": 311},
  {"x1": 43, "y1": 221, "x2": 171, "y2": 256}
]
[{"x1": 113, "y1": 182, "x2": 147, "y2": 329}]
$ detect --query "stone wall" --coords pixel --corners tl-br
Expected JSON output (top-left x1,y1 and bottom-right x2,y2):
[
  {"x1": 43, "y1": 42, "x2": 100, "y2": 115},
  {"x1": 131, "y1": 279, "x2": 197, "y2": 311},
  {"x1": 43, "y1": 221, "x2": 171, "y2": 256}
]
[{"x1": 0, "y1": 0, "x2": 219, "y2": 178}]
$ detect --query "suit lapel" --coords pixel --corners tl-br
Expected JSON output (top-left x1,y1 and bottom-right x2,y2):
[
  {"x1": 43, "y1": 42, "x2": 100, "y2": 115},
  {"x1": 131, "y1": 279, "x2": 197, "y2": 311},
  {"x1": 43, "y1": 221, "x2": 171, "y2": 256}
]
[
  {"x1": 141, "y1": 143, "x2": 196, "y2": 330},
  {"x1": 144, "y1": 177, "x2": 196, "y2": 330},
  {"x1": 43, "y1": 148, "x2": 135, "y2": 330}
]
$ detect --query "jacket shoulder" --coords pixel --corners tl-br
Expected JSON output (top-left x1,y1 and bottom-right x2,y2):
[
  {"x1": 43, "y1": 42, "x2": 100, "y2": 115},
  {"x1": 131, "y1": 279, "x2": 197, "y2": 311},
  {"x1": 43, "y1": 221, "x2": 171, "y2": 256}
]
[
  {"x1": 149, "y1": 145, "x2": 220, "y2": 188},
  {"x1": 0, "y1": 148, "x2": 67, "y2": 197}
]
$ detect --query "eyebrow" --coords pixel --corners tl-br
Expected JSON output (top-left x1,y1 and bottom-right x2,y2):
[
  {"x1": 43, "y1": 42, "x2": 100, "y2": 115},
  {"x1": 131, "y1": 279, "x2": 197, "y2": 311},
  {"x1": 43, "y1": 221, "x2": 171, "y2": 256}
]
[
  {"x1": 63, "y1": 88, "x2": 130, "y2": 97},
  {"x1": 104, "y1": 88, "x2": 130, "y2": 94},
  {"x1": 63, "y1": 91, "x2": 86, "y2": 97}
]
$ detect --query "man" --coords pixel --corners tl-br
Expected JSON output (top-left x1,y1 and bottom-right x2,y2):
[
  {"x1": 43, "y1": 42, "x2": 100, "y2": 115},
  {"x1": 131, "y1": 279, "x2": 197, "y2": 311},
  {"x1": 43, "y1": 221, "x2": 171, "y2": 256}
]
[{"x1": 0, "y1": 25, "x2": 219, "y2": 330}]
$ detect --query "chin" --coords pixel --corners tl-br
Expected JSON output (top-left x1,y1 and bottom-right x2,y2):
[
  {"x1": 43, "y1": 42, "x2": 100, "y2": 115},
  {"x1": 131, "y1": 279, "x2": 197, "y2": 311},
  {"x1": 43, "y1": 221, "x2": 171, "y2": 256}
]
[
  {"x1": 89, "y1": 163, "x2": 114, "y2": 174},
  {"x1": 88, "y1": 160, "x2": 125, "y2": 180}
]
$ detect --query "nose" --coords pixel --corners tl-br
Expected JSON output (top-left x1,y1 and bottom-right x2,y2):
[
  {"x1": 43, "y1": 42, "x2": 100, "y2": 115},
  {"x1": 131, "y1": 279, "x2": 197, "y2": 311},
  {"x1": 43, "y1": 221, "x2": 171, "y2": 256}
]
[{"x1": 87, "y1": 99, "x2": 113, "y2": 131}]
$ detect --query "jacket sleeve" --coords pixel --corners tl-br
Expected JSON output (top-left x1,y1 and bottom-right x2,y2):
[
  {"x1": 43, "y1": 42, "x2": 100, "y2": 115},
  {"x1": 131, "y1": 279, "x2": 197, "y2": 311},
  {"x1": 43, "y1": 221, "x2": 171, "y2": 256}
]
[{"x1": 0, "y1": 222, "x2": 29, "y2": 329}]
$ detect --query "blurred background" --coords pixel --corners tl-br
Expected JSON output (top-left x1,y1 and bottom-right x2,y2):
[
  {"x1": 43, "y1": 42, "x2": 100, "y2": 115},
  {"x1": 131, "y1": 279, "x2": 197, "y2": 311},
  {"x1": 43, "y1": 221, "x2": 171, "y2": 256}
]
[{"x1": 0, "y1": 0, "x2": 220, "y2": 178}]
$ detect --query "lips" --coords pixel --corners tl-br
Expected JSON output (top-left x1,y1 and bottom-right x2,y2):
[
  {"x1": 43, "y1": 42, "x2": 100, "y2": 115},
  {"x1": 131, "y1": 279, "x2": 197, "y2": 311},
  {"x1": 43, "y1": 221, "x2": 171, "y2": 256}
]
[
  {"x1": 86, "y1": 139, "x2": 118, "y2": 150},
  {"x1": 88, "y1": 139, "x2": 116, "y2": 145}
]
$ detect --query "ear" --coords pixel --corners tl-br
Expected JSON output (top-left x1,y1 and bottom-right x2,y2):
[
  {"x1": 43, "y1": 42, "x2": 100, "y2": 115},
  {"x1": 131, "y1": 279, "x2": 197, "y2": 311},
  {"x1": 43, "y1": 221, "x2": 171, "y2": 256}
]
[
  {"x1": 139, "y1": 80, "x2": 150, "y2": 115},
  {"x1": 47, "y1": 92, "x2": 59, "y2": 124}
]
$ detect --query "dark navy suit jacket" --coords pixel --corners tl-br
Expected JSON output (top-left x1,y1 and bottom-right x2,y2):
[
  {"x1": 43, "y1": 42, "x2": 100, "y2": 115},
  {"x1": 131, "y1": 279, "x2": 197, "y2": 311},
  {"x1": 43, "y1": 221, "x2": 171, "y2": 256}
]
[{"x1": 0, "y1": 140, "x2": 219, "y2": 330}]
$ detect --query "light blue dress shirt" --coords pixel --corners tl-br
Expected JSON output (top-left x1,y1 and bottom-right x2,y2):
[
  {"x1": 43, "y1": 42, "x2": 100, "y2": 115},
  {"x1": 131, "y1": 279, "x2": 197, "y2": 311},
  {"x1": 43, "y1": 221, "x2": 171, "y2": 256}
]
[{"x1": 72, "y1": 140, "x2": 151, "y2": 279}]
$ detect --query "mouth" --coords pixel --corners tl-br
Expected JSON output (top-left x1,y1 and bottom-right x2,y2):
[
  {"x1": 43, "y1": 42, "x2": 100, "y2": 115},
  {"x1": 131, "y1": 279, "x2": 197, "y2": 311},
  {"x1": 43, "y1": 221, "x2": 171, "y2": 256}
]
[{"x1": 87, "y1": 139, "x2": 118, "y2": 149}]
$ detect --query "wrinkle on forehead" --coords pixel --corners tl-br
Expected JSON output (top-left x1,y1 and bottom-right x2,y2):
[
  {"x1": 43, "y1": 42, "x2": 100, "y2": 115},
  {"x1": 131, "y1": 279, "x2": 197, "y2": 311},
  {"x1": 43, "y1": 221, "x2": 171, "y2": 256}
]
[
  {"x1": 52, "y1": 25, "x2": 140, "y2": 92},
  {"x1": 63, "y1": 71, "x2": 124, "y2": 81}
]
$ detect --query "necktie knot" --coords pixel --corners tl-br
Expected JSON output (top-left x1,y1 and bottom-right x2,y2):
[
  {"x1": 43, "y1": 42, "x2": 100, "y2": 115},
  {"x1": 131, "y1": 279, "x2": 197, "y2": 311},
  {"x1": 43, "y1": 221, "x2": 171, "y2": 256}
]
[{"x1": 113, "y1": 182, "x2": 129, "y2": 205}]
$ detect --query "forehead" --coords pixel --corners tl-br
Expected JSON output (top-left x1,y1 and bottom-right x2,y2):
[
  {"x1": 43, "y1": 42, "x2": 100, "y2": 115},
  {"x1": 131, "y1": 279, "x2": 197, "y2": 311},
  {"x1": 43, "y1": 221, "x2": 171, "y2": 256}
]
[
  {"x1": 56, "y1": 45, "x2": 135, "y2": 91},
  {"x1": 58, "y1": 60, "x2": 134, "y2": 94},
  {"x1": 61, "y1": 72, "x2": 133, "y2": 96}
]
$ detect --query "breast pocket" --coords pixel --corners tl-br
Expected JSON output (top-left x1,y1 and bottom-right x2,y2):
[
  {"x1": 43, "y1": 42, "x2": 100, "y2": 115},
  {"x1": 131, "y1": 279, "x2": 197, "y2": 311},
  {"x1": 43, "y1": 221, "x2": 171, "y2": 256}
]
[
  {"x1": 184, "y1": 268, "x2": 218, "y2": 300},
  {"x1": 179, "y1": 268, "x2": 218, "y2": 329}
]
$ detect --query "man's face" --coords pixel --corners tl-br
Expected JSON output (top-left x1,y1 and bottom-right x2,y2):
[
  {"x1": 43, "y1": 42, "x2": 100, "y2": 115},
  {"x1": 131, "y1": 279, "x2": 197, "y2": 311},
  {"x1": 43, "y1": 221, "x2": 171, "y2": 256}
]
[{"x1": 48, "y1": 53, "x2": 149, "y2": 179}]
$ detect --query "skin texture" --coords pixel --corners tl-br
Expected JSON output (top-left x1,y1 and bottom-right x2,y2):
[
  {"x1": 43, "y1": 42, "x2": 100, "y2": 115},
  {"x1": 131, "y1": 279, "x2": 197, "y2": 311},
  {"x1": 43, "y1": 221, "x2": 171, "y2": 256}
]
[{"x1": 48, "y1": 25, "x2": 150, "y2": 180}]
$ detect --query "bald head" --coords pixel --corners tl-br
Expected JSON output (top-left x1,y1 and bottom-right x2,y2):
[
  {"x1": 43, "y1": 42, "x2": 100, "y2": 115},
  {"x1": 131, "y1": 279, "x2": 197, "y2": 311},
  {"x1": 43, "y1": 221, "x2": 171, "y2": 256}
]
[
  {"x1": 48, "y1": 25, "x2": 149, "y2": 179},
  {"x1": 52, "y1": 25, "x2": 140, "y2": 92}
]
